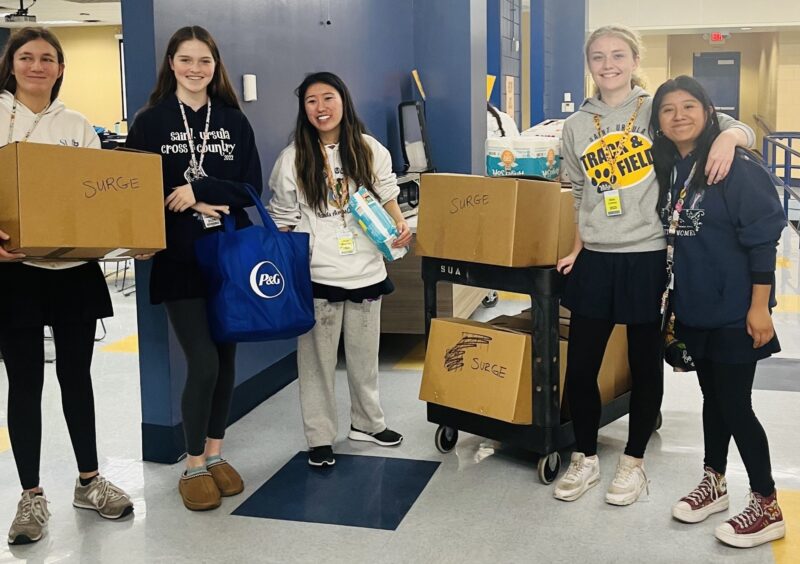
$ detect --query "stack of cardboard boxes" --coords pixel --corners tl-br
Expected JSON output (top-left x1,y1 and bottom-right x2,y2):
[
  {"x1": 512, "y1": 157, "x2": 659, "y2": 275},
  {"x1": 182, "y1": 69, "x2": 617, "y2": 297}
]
[{"x1": 415, "y1": 173, "x2": 631, "y2": 424}]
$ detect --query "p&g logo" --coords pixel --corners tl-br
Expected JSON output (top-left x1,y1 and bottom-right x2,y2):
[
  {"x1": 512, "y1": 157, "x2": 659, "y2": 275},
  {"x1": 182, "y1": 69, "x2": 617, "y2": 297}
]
[{"x1": 248, "y1": 261, "x2": 284, "y2": 299}]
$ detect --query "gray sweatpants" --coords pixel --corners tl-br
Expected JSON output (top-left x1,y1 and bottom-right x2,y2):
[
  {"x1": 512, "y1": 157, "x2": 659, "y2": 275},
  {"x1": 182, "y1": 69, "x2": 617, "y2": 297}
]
[{"x1": 297, "y1": 298, "x2": 387, "y2": 447}]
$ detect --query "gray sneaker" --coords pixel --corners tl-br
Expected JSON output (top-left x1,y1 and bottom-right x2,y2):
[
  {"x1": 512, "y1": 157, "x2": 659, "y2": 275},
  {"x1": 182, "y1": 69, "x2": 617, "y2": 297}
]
[
  {"x1": 8, "y1": 491, "x2": 50, "y2": 545},
  {"x1": 73, "y1": 476, "x2": 133, "y2": 520}
]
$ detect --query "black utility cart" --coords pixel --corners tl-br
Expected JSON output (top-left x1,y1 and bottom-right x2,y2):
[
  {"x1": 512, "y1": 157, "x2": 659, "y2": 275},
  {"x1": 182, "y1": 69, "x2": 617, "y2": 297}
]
[{"x1": 421, "y1": 256, "x2": 661, "y2": 484}]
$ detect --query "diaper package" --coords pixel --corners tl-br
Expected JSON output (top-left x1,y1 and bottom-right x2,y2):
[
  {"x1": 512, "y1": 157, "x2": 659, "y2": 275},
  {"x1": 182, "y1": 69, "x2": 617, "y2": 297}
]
[
  {"x1": 485, "y1": 136, "x2": 561, "y2": 180},
  {"x1": 348, "y1": 187, "x2": 408, "y2": 262}
]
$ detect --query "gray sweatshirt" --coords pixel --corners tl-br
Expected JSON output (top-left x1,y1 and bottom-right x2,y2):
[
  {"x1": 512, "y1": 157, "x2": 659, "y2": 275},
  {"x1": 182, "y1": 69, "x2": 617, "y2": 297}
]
[{"x1": 561, "y1": 86, "x2": 754, "y2": 253}]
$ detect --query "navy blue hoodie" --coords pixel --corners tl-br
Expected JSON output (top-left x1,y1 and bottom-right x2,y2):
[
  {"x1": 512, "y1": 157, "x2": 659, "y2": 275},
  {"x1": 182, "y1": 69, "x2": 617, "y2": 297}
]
[
  {"x1": 661, "y1": 149, "x2": 785, "y2": 329},
  {"x1": 126, "y1": 93, "x2": 263, "y2": 303}
]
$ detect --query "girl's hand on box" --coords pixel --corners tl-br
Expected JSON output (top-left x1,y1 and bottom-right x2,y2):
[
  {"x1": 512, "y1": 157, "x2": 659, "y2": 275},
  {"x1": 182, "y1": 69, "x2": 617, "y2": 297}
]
[
  {"x1": 165, "y1": 184, "x2": 197, "y2": 213},
  {"x1": 134, "y1": 253, "x2": 155, "y2": 260},
  {"x1": 556, "y1": 252, "x2": 578, "y2": 275},
  {"x1": 191, "y1": 202, "x2": 230, "y2": 218},
  {"x1": 0, "y1": 229, "x2": 25, "y2": 261},
  {"x1": 393, "y1": 220, "x2": 411, "y2": 248}
]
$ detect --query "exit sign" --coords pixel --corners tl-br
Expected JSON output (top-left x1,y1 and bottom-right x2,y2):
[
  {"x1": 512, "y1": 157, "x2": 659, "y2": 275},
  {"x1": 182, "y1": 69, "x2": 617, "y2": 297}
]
[{"x1": 709, "y1": 32, "x2": 728, "y2": 44}]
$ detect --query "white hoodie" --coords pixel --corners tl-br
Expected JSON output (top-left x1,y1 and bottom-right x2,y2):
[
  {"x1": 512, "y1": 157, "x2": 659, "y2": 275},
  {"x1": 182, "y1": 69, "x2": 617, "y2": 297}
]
[
  {"x1": 268, "y1": 134, "x2": 400, "y2": 289},
  {"x1": 0, "y1": 90, "x2": 101, "y2": 269}
]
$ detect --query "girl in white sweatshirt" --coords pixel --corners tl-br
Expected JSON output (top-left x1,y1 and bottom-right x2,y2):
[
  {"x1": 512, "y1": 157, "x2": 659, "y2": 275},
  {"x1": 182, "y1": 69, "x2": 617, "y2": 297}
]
[
  {"x1": 0, "y1": 27, "x2": 132, "y2": 546},
  {"x1": 268, "y1": 72, "x2": 411, "y2": 467}
]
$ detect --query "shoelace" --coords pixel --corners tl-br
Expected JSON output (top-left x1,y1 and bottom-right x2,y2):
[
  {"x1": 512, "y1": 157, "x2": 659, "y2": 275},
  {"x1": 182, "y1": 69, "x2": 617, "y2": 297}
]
[
  {"x1": 614, "y1": 462, "x2": 650, "y2": 495},
  {"x1": 685, "y1": 471, "x2": 723, "y2": 504},
  {"x1": 18, "y1": 494, "x2": 50, "y2": 526},
  {"x1": 730, "y1": 493, "x2": 763, "y2": 529},
  {"x1": 563, "y1": 458, "x2": 589, "y2": 482},
  {"x1": 89, "y1": 477, "x2": 129, "y2": 508}
]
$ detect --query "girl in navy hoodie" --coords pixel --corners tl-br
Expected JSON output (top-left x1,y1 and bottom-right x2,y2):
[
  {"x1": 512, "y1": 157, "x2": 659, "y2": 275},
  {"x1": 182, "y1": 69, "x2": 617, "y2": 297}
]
[
  {"x1": 127, "y1": 26, "x2": 262, "y2": 512},
  {"x1": 651, "y1": 75, "x2": 785, "y2": 549}
]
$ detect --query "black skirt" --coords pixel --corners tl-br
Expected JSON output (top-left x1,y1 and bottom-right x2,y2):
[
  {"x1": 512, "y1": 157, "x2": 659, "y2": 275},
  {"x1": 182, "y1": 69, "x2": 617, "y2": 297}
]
[
  {"x1": 149, "y1": 253, "x2": 207, "y2": 305},
  {"x1": 311, "y1": 278, "x2": 395, "y2": 303},
  {"x1": 675, "y1": 321, "x2": 780, "y2": 364},
  {"x1": 562, "y1": 248, "x2": 666, "y2": 325},
  {"x1": 0, "y1": 262, "x2": 113, "y2": 329}
]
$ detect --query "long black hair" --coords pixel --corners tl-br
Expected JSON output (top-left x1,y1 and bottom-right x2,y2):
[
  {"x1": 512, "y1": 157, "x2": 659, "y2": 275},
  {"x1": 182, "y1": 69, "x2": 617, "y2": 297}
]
[
  {"x1": 293, "y1": 71, "x2": 376, "y2": 214},
  {"x1": 650, "y1": 75, "x2": 720, "y2": 211}
]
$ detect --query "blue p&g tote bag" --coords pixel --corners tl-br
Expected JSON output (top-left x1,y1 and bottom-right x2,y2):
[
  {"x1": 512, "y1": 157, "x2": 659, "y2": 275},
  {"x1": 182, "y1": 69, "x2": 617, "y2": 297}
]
[{"x1": 194, "y1": 185, "x2": 315, "y2": 343}]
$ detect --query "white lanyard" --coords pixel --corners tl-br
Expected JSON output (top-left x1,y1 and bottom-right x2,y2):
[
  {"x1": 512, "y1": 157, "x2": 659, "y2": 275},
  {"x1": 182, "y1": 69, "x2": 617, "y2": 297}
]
[
  {"x1": 177, "y1": 98, "x2": 211, "y2": 180},
  {"x1": 7, "y1": 97, "x2": 49, "y2": 144}
]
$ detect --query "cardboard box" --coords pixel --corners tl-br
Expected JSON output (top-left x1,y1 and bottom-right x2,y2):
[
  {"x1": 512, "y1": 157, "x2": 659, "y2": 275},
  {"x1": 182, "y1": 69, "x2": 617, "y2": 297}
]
[
  {"x1": 419, "y1": 313, "x2": 631, "y2": 425},
  {"x1": 415, "y1": 174, "x2": 573, "y2": 267},
  {"x1": 419, "y1": 318, "x2": 536, "y2": 424},
  {"x1": 0, "y1": 143, "x2": 166, "y2": 260}
]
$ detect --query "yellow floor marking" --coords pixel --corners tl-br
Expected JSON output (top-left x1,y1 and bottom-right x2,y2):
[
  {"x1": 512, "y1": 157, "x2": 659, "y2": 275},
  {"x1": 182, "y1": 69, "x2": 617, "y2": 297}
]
[
  {"x1": 101, "y1": 334, "x2": 139, "y2": 353},
  {"x1": 772, "y1": 489, "x2": 800, "y2": 563},
  {"x1": 775, "y1": 257, "x2": 792, "y2": 269},
  {"x1": 774, "y1": 295, "x2": 800, "y2": 314},
  {"x1": 496, "y1": 291, "x2": 529, "y2": 302},
  {"x1": 394, "y1": 340, "x2": 426, "y2": 371},
  {"x1": 0, "y1": 427, "x2": 9, "y2": 454}
]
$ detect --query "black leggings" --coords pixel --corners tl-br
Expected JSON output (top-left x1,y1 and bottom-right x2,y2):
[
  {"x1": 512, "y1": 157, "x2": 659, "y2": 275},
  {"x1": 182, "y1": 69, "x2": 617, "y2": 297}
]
[
  {"x1": 565, "y1": 314, "x2": 664, "y2": 458},
  {"x1": 164, "y1": 299, "x2": 236, "y2": 457},
  {"x1": 0, "y1": 322, "x2": 99, "y2": 490},
  {"x1": 696, "y1": 358, "x2": 775, "y2": 496}
]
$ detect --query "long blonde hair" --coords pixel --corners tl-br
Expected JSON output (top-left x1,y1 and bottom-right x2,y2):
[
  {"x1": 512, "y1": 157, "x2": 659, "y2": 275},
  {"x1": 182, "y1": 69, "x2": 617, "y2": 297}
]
[{"x1": 585, "y1": 25, "x2": 646, "y2": 96}]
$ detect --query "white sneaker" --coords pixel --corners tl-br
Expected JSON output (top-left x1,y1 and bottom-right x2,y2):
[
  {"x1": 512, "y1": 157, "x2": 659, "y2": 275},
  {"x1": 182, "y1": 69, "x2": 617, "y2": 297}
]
[
  {"x1": 605, "y1": 454, "x2": 649, "y2": 506},
  {"x1": 553, "y1": 452, "x2": 600, "y2": 501}
]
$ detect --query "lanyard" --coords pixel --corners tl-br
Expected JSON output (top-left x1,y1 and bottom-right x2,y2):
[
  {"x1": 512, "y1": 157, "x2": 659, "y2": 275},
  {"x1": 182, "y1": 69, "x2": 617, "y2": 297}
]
[
  {"x1": 592, "y1": 96, "x2": 645, "y2": 189},
  {"x1": 660, "y1": 162, "x2": 697, "y2": 316},
  {"x1": 178, "y1": 98, "x2": 211, "y2": 177},
  {"x1": 7, "y1": 97, "x2": 49, "y2": 144},
  {"x1": 318, "y1": 139, "x2": 349, "y2": 228}
]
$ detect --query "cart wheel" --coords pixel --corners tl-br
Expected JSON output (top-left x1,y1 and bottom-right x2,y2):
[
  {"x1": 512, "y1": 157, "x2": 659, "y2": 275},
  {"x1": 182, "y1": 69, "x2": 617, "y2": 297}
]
[
  {"x1": 538, "y1": 452, "x2": 561, "y2": 485},
  {"x1": 653, "y1": 411, "x2": 663, "y2": 432},
  {"x1": 434, "y1": 425, "x2": 458, "y2": 453},
  {"x1": 482, "y1": 291, "x2": 499, "y2": 308}
]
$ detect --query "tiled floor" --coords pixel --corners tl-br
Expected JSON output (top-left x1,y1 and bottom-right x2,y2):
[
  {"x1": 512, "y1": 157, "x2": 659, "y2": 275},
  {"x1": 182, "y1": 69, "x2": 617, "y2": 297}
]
[{"x1": 0, "y1": 227, "x2": 798, "y2": 563}]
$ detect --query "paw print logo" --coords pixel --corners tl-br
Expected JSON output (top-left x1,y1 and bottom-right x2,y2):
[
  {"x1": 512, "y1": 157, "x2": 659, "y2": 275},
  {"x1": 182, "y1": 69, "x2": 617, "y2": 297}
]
[{"x1": 591, "y1": 168, "x2": 617, "y2": 192}]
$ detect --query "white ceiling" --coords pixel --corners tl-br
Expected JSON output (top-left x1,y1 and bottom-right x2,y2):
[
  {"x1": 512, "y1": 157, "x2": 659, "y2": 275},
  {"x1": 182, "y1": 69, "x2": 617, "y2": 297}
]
[{"x1": 0, "y1": 0, "x2": 121, "y2": 28}]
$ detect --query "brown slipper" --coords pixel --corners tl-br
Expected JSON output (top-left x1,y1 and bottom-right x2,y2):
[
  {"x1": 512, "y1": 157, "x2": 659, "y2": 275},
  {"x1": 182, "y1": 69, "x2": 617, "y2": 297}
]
[
  {"x1": 178, "y1": 471, "x2": 221, "y2": 511},
  {"x1": 207, "y1": 460, "x2": 244, "y2": 497}
]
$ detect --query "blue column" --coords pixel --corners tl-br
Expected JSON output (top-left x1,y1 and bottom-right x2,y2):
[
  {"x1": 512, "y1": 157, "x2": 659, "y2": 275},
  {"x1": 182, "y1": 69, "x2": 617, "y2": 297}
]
[{"x1": 530, "y1": 0, "x2": 586, "y2": 121}]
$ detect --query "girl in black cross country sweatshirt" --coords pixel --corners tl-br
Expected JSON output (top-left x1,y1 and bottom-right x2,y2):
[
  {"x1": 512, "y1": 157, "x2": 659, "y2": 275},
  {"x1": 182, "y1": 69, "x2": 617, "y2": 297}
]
[{"x1": 126, "y1": 26, "x2": 262, "y2": 512}]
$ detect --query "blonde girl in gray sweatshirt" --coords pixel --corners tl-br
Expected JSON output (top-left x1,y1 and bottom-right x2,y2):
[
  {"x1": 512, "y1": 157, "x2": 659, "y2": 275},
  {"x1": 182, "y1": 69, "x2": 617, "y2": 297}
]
[{"x1": 552, "y1": 24, "x2": 754, "y2": 507}]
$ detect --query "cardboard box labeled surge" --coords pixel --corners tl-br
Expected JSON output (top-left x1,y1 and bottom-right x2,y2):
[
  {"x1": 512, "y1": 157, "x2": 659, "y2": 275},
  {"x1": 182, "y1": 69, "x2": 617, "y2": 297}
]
[
  {"x1": 419, "y1": 315, "x2": 631, "y2": 424},
  {"x1": 420, "y1": 318, "x2": 536, "y2": 424},
  {"x1": 0, "y1": 143, "x2": 165, "y2": 259},
  {"x1": 415, "y1": 174, "x2": 574, "y2": 267}
]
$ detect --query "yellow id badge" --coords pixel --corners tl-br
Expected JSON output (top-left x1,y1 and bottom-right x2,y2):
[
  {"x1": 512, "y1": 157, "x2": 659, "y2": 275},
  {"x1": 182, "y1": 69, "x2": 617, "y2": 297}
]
[
  {"x1": 337, "y1": 230, "x2": 356, "y2": 255},
  {"x1": 603, "y1": 189, "x2": 623, "y2": 217}
]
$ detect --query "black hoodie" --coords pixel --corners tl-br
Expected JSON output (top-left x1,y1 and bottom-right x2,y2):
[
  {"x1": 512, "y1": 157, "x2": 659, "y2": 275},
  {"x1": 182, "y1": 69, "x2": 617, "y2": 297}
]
[{"x1": 126, "y1": 93, "x2": 263, "y2": 303}]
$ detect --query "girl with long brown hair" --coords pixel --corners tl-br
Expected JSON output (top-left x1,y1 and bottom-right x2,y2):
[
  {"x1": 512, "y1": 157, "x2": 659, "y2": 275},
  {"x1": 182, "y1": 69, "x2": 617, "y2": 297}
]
[
  {"x1": 268, "y1": 72, "x2": 410, "y2": 467},
  {"x1": 0, "y1": 26, "x2": 133, "y2": 545},
  {"x1": 126, "y1": 25, "x2": 262, "y2": 511}
]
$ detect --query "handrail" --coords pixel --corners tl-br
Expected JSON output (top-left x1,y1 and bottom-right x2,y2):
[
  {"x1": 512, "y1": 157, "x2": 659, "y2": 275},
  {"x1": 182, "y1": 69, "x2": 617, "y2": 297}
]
[
  {"x1": 762, "y1": 132, "x2": 800, "y2": 246},
  {"x1": 753, "y1": 114, "x2": 775, "y2": 136}
]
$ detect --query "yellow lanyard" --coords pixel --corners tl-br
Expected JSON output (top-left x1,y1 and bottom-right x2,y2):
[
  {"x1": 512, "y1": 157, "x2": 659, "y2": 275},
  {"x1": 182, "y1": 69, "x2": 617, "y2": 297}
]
[
  {"x1": 592, "y1": 96, "x2": 645, "y2": 188},
  {"x1": 318, "y1": 139, "x2": 349, "y2": 228}
]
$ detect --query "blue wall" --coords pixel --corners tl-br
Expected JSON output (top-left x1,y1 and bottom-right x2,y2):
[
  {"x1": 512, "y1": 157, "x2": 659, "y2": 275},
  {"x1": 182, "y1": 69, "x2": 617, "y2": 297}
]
[
  {"x1": 531, "y1": 0, "x2": 586, "y2": 120},
  {"x1": 122, "y1": 0, "x2": 486, "y2": 461}
]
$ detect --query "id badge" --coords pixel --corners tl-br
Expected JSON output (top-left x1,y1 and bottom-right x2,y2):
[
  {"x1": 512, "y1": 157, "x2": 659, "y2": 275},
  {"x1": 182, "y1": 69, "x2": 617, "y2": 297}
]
[
  {"x1": 201, "y1": 214, "x2": 222, "y2": 229},
  {"x1": 336, "y1": 230, "x2": 356, "y2": 256},
  {"x1": 603, "y1": 189, "x2": 623, "y2": 217}
]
